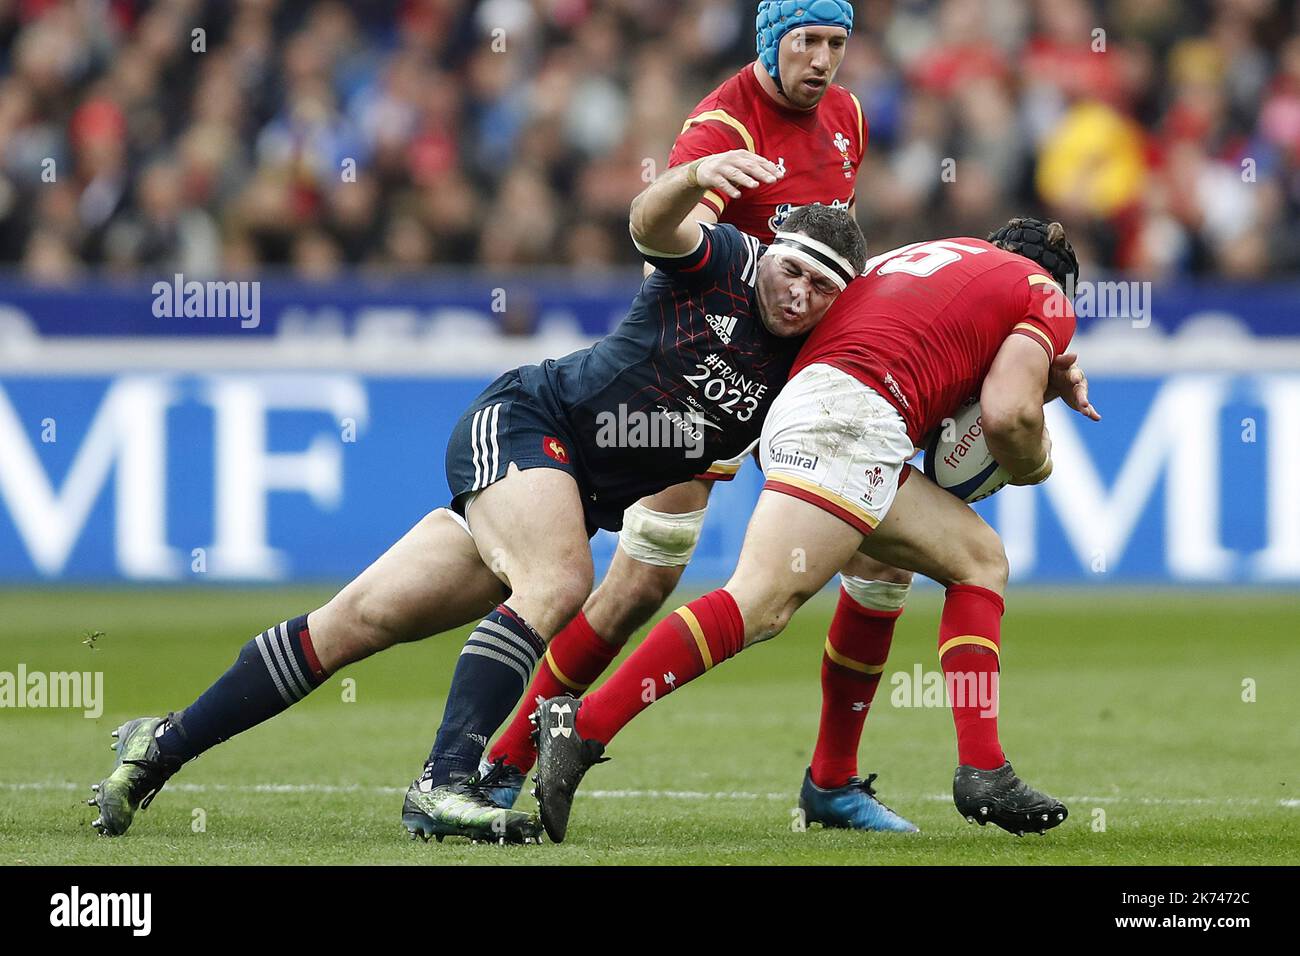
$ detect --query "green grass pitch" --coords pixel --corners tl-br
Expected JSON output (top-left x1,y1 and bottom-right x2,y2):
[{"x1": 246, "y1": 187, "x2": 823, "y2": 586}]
[{"x1": 1, "y1": 587, "x2": 1296, "y2": 865}]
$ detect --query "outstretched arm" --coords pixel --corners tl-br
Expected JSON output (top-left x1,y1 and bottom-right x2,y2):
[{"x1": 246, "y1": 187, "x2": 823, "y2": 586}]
[
  {"x1": 641, "y1": 204, "x2": 717, "y2": 278},
  {"x1": 629, "y1": 149, "x2": 782, "y2": 256}
]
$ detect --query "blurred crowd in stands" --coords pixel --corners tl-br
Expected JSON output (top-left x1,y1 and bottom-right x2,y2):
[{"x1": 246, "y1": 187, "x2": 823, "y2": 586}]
[{"x1": 2, "y1": 0, "x2": 1299, "y2": 284}]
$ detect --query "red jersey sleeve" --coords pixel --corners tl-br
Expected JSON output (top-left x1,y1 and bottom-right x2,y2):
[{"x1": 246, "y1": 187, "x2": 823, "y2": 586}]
[
  {"x1": 1011, "y1": 273, "x2": 1076, "y2": 361},
  {"x1": 668, "y1": 113, "x2": 752, "y2": 217}
]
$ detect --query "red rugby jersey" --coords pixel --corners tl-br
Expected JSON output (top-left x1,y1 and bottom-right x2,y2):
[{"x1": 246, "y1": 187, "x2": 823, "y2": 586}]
[
  {"x1": 667, "y1": 63, "x2": 866, "y2": 242},
  {"x1": 791, "y1": 238, "x2": 1077, "y2": 444}
]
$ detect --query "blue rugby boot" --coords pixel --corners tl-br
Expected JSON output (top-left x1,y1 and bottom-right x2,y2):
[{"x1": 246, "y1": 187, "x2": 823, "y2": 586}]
[
  {"x1": 798, "y1": 768, "x2": 919, "y2": 833},
  {"x1": 476, "y1": 755, "x2": 526, "y2": 809}
]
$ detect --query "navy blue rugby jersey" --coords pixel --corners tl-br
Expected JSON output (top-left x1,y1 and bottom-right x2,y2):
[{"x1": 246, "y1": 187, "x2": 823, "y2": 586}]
[{"x1": 515, "y1": 222, "x2": 803, "y2": 528}]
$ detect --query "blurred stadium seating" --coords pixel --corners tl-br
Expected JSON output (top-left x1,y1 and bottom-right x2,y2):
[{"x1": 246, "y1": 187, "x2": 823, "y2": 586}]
[{"x1": 2, "y1": 0, "x2": 1300, "y2": 279}]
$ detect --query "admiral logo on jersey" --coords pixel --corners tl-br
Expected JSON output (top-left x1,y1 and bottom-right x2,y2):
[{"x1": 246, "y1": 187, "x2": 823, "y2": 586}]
[{"x1": 769, "y1": 446, "x2": 819, "y2": 470}]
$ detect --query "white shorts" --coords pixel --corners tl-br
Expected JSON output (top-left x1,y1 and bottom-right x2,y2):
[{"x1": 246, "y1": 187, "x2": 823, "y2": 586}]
[{"x1": 759, "y1": 363, "x2": 915, "y2": 536}]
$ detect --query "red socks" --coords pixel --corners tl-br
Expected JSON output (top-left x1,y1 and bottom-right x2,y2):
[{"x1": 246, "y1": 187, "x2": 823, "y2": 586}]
[
  {"x1": 517, "y1": 586, "x2": 1005, "y2": 777},
  {"x1": 576, "y1": 588, "x2": 745, "y2": 745},
  {"x1": 488, "y1": 611, "x2": 619, "y2": 771},
  {"x1": 940, "y1": 584, "x2": 1005, "y2": 770},
  {"x1": 810, "y1": 588, "x2": 899, "y2": 788}
]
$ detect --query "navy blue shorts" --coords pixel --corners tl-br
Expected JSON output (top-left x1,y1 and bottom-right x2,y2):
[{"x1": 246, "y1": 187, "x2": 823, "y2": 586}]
[{"x1": 445, "y1": 370, "x2": 591, "y2": 529}]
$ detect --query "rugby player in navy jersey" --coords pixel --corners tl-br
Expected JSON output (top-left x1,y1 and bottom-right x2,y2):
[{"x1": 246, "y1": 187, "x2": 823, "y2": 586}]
[{"x1": 85, "y1": 148, "x2": 866, "y2": 844}]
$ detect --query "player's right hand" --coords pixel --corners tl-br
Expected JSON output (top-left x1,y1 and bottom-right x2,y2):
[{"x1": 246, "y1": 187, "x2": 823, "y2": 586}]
[
  {"x1": 691, "y1": 150, "x2": 784, "y2": 199},
  {"x1": 1046, "y1": 352, "x2": 1101, "y2": 422}
]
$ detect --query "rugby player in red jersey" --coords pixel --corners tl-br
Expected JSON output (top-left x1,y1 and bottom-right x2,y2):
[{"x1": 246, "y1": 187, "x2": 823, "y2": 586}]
[
  {"x1": 486, "y1": 0, "x2": 933, "y2": 833},
  {"x1": 534, "y1": 218, "x2": 1102, "y2": 842}
]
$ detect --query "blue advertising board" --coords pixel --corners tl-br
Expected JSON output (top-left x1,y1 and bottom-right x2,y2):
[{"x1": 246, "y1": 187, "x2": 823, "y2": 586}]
[
  {"x1": 0, "y1": 372, "x2": 1295, "y2": 585},
  {"x1": 1, "y1": 274, "x2": 1298, "y2": 339}
]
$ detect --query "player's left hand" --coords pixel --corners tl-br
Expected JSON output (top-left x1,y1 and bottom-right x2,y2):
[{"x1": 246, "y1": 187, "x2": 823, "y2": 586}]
[
  {"x1": 690, "y1": 149, "x2": 784, "y2": 199},
  {"x1": 1046, "y1": 352, "x2": 1101, "y2": 422}
]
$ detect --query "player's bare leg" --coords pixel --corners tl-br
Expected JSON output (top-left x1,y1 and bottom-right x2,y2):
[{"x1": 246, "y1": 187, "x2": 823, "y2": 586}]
[
  {"x1": 307, "y1": 509, "x2": 508, "y2": 672},
  {"x1": 400, "y1": 463, "x2": 595, "y2": 842},
  {"x1": 723, "y1": 491, "x2": 865, "y2": 643},
  {"x1": 460, "y1": 463, "x2": 595, "y2": 637},
  {"x1": 88, "y1": 507, "x2": 509, "y2": 837},
  {"x1": 539, "y1": 470, "x2": 1065, "y2": 841},
  {"x1": 533, "y1": 490, "x2": 899, "y2": 841},
  {"x1": 483, "y1": 478, "x2": 711, "y2": 793},
  {"x1": 604, "y1": 492, "x2": 922, "y2": 826}
]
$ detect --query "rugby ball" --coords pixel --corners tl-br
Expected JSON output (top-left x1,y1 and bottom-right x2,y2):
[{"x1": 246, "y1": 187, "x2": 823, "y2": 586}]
[{"x1": 923, "y1": 401, "x2": 1011, "y2": 503}]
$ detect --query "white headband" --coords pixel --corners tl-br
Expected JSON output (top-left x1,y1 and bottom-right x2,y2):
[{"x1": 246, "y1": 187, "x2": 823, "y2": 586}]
[{"x1": 764, "y1": 231, "x2": 857, "y2": 290}]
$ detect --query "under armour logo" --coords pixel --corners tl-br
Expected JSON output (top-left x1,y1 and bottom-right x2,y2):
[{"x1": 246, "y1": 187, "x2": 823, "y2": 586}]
[
  {"x1": 776, "y1": 157, "x2": 786, "y2": 174},
  {"x1": 549, "y1": 701, "x2": 573, "y2": 738},
  {"x1": 851, "y1": 701, "x2": 867, "y2": 712},
  {"x1": 663, "y1": 671, "x2": 677, "y2": 687}
]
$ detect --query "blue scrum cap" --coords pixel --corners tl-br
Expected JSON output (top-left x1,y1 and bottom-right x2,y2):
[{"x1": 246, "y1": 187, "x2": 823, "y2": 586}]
[{"x1": 756, "y1": 0, "x2": 854, "y2": 94}]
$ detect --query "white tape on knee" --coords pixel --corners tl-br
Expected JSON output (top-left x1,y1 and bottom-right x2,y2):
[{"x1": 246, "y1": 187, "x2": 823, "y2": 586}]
[
  {"x1": 840, "y1": 574, "x2": 911, "y2": 612},
  {"x1": 618, "y1": 503, "x2": 707, "y2": 567}
]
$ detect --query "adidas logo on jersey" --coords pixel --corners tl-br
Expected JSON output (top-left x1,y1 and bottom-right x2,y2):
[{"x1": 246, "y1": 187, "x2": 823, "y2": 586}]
[{"x1": 706, "y1": 312, "x2": 739, "y2": 344}]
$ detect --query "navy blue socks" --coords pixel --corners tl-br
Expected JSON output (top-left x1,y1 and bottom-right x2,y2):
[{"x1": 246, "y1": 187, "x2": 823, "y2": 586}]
[
  {"x1": 427, "y1": 604, "x2": 545, "y2": 785},
  {"x1": 157, "y1": 615, "x2": 327, "y2": 763}
]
